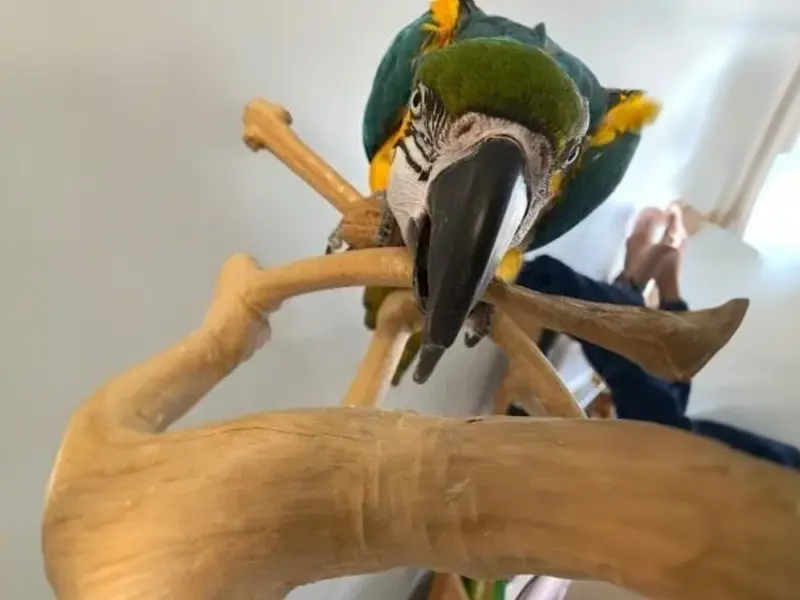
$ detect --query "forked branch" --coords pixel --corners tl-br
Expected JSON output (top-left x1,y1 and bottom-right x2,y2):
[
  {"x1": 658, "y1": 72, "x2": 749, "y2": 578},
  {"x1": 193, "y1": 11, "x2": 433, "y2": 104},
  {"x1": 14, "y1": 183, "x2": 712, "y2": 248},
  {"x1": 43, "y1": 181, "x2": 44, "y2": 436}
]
[
  {"x1": 42, "y1": 252, "x2": 800, "y2": 600},
  {"x1": 242, "y1": 99, "x2": 363, "y2": 214},
  {"x1": 241, "y1": 98, "x2": 749, "y2": 380},
  {"x1": 342, "y1": 289, "x2": 423, "y2": 407},
  {"x1": 339, "y1": 291, "x2": 581, "y2": 418},
  {"x1": 236, "y1": 248, "x2": 746, "y2": 380},
  {"x1": 490, "y1": 310, "x2": 583, "y2": 418},
  {"x1": 39, "y1": 99, "x2": 778, "y2": 600}
]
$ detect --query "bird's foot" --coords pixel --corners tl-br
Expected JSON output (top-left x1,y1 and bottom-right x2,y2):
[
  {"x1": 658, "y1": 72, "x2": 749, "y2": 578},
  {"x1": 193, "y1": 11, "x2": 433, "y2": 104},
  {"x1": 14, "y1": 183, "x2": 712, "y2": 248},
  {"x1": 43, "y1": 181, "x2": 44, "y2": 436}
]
[
  {"x1": 325, "y1": 224, "x2": 347, "y2": 254},
  {"x1": 373, "y1": 191, "x2": 399, "y2": 247},
  {"x1": 465, "y1": 302, "x2": 494, "y2": 348},
  {"x1": 324, "y1": 191, "x2": 397, "y2": 254}
]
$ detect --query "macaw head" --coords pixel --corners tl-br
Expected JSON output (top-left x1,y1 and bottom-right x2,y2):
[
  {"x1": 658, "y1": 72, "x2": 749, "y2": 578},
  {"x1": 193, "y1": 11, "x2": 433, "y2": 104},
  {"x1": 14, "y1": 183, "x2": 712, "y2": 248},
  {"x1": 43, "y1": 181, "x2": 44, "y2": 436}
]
[{"x1": 386, "y1": 38, "x2": 590, "y2": 383}]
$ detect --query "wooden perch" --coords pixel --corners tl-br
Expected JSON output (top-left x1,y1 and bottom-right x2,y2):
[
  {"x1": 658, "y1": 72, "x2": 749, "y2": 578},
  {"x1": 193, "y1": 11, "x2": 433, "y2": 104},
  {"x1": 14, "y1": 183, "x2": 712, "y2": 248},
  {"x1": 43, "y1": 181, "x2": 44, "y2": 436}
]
[
  {"x1": 243, "y1": 99, "x2": 364, "y2": 213},
  {"x1": 491, "y1": 281, "x2": 749, "y2": 381},
  {"x1": 240, "y1": 98, "x2": 749, "y2": 381},
  {"x1": 342, "y1": 289, "x2": 422, "y2": 407},
  {"x1": 42, "y1": 252, "x2": 800, "y2": 600},
  {"x1": 237, "y1": 247, "x2": 746, "y2": 382},
  {"x1": 40, "y1": 98, "x2": 785, "y2": 600},
  {"x1": 490, "y1": 311, "x2": 583, "y2": 418}
]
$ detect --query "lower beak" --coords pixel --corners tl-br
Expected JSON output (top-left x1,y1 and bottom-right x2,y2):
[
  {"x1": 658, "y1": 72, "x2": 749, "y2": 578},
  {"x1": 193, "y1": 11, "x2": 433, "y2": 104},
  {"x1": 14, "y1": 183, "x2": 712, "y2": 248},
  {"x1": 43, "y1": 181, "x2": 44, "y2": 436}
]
[{"x1": 412, "y1": 137, "x2": 527, "y2": 384}]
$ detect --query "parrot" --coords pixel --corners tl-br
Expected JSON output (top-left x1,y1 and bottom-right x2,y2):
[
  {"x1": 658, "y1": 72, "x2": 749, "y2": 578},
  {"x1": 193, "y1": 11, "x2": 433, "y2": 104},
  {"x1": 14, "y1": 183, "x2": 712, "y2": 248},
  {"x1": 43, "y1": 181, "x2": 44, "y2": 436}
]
[{"x1": 327, "y1": 0, "x2": 660, "y2": 386}]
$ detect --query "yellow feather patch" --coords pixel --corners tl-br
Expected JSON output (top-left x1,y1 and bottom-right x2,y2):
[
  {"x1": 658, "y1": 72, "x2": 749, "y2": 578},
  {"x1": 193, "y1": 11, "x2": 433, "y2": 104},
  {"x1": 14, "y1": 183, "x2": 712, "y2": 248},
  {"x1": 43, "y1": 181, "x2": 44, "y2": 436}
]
[
  {"x1": 422, "y1": 0, "x2": 460, "y2": 50},
  {"x1": 549, "y1": 170, "x2": 564, "y2": 198},
  {"x1": 590, "y1": 93, "x2": 661, "y2": 147},
  {"x1": 371, "y1": 0, "x2": 461, "y2": 195},
  {"x1": 496, "y1": 248, "x2": 524, "y2": 283},
  {"x1": 368, "y1": 110, "x2": 412, "y2": 193}
]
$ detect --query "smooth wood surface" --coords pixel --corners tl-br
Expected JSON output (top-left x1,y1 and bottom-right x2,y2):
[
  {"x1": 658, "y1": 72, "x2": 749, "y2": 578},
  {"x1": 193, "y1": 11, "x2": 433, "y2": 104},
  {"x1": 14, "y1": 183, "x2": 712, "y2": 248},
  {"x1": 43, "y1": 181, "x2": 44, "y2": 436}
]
[
  {"x1": 242, "y1": 99, "x2": 364, "y2": 214},
  {"x1": 490, "y1": 282, "x2": 748, "y2": 382},
  {"x1": 491, "y1": 313, "x2": 583, "y2": 418},
  {"x1": 42, "y1": 252, "x2": 800, "y2": 600},
  {"x1": 342, "y1": 290, "x2": 422, "y2": 407},
  {"x1": 232, "y1": 247, "x2": 746, "y2": 383},
  {"x1": 241, "y1": 99, "x2": 749, "y2": 382},
  {"x1": 41, "y1": 100, "x2": 798, "y2": 600}
]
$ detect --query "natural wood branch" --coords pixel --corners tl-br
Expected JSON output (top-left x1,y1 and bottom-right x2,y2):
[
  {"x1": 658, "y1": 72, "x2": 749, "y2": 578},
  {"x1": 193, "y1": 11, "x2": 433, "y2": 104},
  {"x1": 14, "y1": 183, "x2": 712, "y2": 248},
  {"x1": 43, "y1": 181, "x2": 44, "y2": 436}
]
[
  {"x1": 490, "y1": 311, "x2": 583, "y2": 418},
  {"x1": 41, "y1": 100, "x2": 778, "y2": 600},
  {"x1": 492, "y1": 358, "x2": 548, "y2": 416},
  {"x1": 342, "y1": 290, "x2": 423, "y2": 407},
  {"x1": 339, "y1": 288, "x2": 578, "y2": 419},
  {"x1": 240, "y1": 99, "x2": 748, "y2": 381},
  {"x1": 43, "y1": 364, "x2": 800, "y2": 600},
  {"x1": 233, "y1": 248, "x2": 747, "y2": 381},
  {"x1": 336, "y1": 192, "x2": 396, "y2": 250},
  {"x1": 43, "y1": 250, "x2": 799, "y2": 600},
  {"x1": 242, "y1": 99, "x2": 364, "y2": 213},
  {"x1": 489, "y1": 281, "x2": 749, "y2": 381}
]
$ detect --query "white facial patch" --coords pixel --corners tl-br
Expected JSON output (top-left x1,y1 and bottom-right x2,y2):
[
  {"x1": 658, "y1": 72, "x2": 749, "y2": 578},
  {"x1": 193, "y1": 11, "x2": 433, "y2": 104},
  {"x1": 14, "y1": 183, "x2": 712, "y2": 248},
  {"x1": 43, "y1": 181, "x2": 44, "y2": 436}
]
[
  {"x1": 386, "y1": 150, "x2": 428, "y2": 248},
  {"x1": 430, "y1": 113, "x2": 555, "y2": 248},
  {"x1": 385, "y1": 111, "x2": 556, "y2": 251}
]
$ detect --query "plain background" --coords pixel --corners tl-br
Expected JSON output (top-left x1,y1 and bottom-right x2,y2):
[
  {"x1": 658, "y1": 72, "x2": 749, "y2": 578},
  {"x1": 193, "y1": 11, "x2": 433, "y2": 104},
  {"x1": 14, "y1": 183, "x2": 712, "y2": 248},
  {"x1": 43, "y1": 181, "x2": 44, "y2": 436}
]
[{"x1": 2, "y1": 1, "x2": 800, "y2": 598}]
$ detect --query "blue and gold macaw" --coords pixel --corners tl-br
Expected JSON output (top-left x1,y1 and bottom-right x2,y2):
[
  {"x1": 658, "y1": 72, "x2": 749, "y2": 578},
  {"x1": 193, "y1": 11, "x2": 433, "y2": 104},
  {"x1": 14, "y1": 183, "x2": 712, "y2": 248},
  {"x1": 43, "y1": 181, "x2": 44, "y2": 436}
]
[{"x1": 337, "y1": 0, "x2": 660, "y2": 385}]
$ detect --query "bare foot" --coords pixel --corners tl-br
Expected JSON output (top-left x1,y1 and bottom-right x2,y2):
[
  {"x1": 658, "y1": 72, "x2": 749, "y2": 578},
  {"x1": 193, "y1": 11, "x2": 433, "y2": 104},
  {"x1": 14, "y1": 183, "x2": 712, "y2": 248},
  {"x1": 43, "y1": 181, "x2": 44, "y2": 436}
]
[
  {"x1": 654, "y1": 205, "x2": 688, "y2": 302},
  {"x1": 662, "y1": 203, "x2": 688, "y2": 250},
  {"x1": 621, "y1": 208, "x2": 670, "y2": 289}
]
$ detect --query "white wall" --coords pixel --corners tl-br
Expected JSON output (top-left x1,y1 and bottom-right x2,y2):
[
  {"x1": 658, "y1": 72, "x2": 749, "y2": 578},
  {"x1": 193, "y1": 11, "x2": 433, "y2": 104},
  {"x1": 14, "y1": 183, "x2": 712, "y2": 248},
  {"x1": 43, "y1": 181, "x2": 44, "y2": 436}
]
[
  {"x1": 681, "y1": 226, "x2": 800, "y2": 449},
  {"x1": 1, "y1": 1, "x2": 799, "y2": 599}
]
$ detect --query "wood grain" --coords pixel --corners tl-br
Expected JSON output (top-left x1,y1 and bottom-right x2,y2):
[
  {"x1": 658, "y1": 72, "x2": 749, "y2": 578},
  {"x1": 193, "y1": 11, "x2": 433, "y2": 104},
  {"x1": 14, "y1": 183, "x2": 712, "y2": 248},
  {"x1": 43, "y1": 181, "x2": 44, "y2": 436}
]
[
  {"x1": 41, "y1": 251, "x2": 799, "y2": 600},
  {"x1": 243, "y1": 99, "x2": 364, "y2": 213},
  {"x1": 40, "y1": 101, "x2": 785, "y2": 600},
  {"x1": 489, "y1": 281, "x2": 749, "y2": 381},
  {"x1": 240, "y1": 99, "x2": 748, "y2": 381},
  {"x1": 232, "y1": 248, "x2": 747, "y2": 381}
]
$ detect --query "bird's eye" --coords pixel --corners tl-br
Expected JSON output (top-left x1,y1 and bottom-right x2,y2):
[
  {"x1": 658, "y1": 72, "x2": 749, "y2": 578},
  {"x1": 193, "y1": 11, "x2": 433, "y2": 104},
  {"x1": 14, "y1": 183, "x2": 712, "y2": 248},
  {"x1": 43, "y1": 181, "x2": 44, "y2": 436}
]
[
  {"x1": 564, "y1": 143, "x2": 580, "y2": 166},
  {"x1": 409, "y1": 87, "x2": 424, "y2": 116}
]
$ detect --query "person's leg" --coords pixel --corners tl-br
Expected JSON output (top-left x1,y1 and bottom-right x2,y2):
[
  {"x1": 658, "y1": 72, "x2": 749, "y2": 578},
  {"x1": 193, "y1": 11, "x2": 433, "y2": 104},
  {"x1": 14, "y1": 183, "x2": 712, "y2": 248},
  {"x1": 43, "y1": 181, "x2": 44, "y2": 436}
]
[
  {"x1": 653, "y1": 203, "x2": 689, "y2": 313},
  {"x1": 691, "y1": 420, "x2": 800, "y2": 470},
  {"x1": 516, "y1": 206, "x2": 693, "y2": 429},
  {"x1": 589, "y1": 206, "x2": 693, "y2": 423},
  {"x1": 614, "y1": 206, "x2": 669, "y2": 293},
  {"x1": 516, "y1": 255, "x2": 645, "y2": 308},
  {"x1": 518, "y1": 207, "x2": 800, "y2": 470},
  {"x1": 516, "y1": 207, "x2": 678, "y2": 357},
  {"x1": 653, "y1": 209, "x2": 800, "y2": 469},
  {"x1": 650, "y1": 205, "x2": 692, "y2": 412}
]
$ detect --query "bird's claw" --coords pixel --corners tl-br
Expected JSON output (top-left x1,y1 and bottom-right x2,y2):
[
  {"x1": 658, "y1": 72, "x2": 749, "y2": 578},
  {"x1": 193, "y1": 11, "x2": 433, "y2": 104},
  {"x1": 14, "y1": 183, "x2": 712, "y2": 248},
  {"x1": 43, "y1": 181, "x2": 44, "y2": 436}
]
[
  {"x1": 324, "y1": 225, "x2": 349, "y2": 255},
  {"x1": 372, "y1": 191, "x2": 398, "y2": 248},
  {"x1": 464, "y1": 302, "x2": 494, "y2": 348},
  {"x1": 324, "y1": 190, "x2": 393, "y2": 255}
]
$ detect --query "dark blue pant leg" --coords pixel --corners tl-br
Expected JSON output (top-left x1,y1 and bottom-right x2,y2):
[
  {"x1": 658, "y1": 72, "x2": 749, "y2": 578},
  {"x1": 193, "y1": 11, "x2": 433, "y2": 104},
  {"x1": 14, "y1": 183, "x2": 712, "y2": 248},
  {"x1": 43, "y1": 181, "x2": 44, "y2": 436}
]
[
  {"x1": 691, "y1": 421, "x2": 800, "y2": 469},
  {"x1": 516, "y1": 255, "x2": 800, "y2": 471},
  {"x1": 516, "y1": 256, "x2": 693, "y2": 429}
]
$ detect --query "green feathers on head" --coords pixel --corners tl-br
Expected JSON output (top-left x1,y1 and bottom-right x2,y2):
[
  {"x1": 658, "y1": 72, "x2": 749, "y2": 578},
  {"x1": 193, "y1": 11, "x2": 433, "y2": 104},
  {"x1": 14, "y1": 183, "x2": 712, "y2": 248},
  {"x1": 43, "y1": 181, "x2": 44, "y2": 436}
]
[{"x1": 414, "y1": 38, "x2": 588, "y2": 155}]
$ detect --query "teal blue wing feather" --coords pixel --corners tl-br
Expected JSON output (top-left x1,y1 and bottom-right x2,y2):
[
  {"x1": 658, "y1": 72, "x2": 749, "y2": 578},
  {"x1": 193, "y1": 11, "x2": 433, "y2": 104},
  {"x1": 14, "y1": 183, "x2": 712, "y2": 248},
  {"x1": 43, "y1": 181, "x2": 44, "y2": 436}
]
[
  {"x1": 456, "y1": 19, "x2": 609, "y2": 130},
  {"x1": 455, "y1": 14, "x2": 635, "y2": 249},
  {"x1": 362, "y1": 12, "x2": 431, "y2": 161},
  {"x1": 362, "y1": 3, "x2": 645, "y2": 251},
  {"x1": 527, "y1": 88, "x2": 645, "y2": 250},
  {"x1": 531, "y1": 23, "x2": 610, "y2": 127},
  {"x1": 363, "y1": 7, "x2": 610, "y2": 161}
]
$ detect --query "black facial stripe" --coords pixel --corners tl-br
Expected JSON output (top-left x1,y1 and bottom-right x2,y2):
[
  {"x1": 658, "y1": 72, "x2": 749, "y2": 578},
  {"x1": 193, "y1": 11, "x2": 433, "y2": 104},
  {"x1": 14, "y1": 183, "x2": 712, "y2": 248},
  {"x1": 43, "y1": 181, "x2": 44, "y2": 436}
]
[
  {"x1": 432, "y1": 98, "x2": 447, "y2": 140},
  {"x1": 410, "y1": 128, "x2": 434, "y2": 163},
  {"x1": 397, "y1": 138, "x2": 425, "y2": 175}
]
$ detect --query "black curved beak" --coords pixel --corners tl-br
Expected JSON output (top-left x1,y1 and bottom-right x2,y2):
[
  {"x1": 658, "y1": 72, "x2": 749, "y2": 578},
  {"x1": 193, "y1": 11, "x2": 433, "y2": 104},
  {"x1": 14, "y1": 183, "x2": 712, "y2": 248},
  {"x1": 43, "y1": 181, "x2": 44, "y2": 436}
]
[{"x1": 411, "y1": 137, "x2": 527, "y2": 384}]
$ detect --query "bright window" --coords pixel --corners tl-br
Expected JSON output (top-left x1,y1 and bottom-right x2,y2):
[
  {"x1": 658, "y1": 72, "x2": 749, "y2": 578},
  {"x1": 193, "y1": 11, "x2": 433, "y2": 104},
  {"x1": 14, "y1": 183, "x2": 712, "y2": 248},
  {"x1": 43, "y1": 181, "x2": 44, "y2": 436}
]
[{"x1": 742, "y1": 144, "x2": 800, "y2": 255}]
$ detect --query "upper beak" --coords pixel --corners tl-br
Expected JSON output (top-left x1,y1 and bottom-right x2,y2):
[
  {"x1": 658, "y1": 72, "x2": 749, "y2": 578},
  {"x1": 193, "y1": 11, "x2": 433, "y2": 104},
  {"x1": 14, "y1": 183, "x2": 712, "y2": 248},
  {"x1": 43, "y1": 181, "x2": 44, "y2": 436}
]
[{"x1": 411, "y1": 136, "x2": 528, "y2": 384}]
